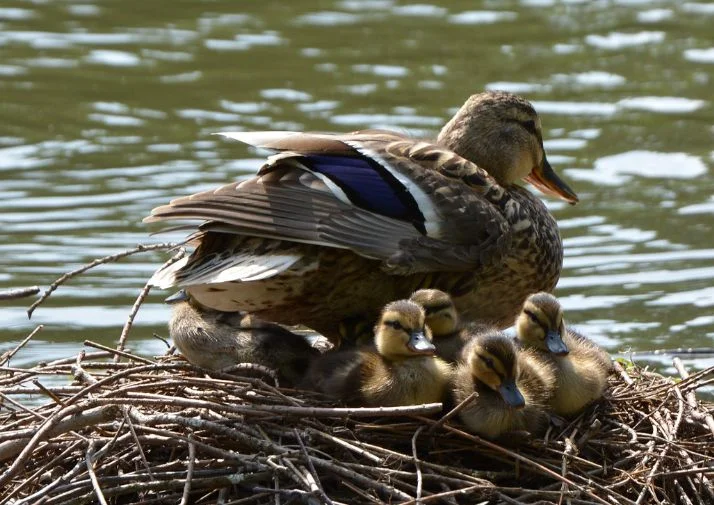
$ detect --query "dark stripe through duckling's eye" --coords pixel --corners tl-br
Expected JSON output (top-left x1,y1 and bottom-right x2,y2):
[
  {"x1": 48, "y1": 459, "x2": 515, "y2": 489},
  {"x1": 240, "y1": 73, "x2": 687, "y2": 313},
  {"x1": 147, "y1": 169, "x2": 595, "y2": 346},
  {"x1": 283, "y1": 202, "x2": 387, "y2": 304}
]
[
  {"x1": 423, "y1": 302, "x2": 454, "y2": 315},
  {"x1": 478, "y1": 354, "x2": 505, "y2": 380},
  {"x1": 524, "y1": 309, "x2": 551, "y2": 338},
  {"x1": 384, "y1": 320, "x2": 405, "y2": 331},
  {"x1": 520, "y1": 120, "x2": 538, "y2": 136}
]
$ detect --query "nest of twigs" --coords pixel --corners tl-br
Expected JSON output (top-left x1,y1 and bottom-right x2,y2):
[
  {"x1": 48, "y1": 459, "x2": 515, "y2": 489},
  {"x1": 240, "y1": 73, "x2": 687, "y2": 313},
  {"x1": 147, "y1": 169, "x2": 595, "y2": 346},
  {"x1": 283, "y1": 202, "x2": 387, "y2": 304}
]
[
  {"x1": 2, "y1": 245, "x2": 714, "y2": 504},
  {"x1": 0, "y1": 345, "x2": 713, "y2": 505}
]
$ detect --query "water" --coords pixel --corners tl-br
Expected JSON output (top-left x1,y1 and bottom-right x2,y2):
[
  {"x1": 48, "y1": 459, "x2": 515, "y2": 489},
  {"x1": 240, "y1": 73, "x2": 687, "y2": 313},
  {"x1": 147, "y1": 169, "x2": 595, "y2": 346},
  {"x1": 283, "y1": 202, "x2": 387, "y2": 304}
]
[{"x1": 1, "y1": 0, "x2": 713, "y2": 380}]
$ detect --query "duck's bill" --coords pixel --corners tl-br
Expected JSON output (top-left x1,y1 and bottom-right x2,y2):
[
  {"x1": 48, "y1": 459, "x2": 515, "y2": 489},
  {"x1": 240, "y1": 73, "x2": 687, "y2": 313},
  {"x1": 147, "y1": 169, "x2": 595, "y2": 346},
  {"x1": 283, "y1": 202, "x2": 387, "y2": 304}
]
[
  {"x1": 164, "y1": 289, "x2": 189, "y2": 304},
  {"x1": 545, "y1": 329, "x2": 569, "y2": 356},
  {"x1": 525, "y1": 157, "x2": 579, "y2": 204},
  {"x1": 407, "y1": 331, "x2": 436, "y2": 355},
  {"x1": 498, "y1": 378, "x2": 526, "y2": 408}
]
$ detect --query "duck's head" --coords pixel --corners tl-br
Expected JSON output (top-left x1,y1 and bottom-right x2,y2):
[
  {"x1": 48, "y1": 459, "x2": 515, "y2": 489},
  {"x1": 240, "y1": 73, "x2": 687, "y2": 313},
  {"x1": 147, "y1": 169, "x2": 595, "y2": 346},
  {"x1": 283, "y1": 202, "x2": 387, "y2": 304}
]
[
  {"x1": 464, "y1": 331, "x2": 526, "y2": 408},
  {"x1": 409, "y1": 289, "x2": 458, "y2": 338},
  {"x1": 374, "y1": 300, "x2": 436, "y2": 359},
  {"x1": 516, "y1": 292, "x2": 569, "y2": 356},
  {"x1": 437, "y1": 91, "x2": 578, "y2": 205}
]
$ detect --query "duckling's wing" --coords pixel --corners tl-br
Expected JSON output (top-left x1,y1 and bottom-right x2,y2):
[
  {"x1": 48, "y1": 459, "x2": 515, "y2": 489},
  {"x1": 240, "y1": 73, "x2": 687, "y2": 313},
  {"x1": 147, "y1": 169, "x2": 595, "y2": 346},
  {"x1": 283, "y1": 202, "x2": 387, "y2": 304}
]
[{"x1": 146, "y1": 131, "x2": 511, "y2": 275}]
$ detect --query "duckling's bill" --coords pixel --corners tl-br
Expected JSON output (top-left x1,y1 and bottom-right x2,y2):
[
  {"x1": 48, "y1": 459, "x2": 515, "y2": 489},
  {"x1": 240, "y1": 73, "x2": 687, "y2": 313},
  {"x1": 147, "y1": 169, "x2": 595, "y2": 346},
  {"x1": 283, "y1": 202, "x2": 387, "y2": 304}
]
[
  {"x1": 165, "y1": 289, "x2": 189, "y2": 304},
  {"x1": 407, "y1": 330, "x2": 436, "y2": 354},
  {"x1": 546, "y1": 329, "x2": 569, "y2": 355},
  {"x1": 525, "y1": 157, "x2": 579, "y2": 204},
  {"x1": 498, "y1": 378, "x2": 526, "y2": 408}
]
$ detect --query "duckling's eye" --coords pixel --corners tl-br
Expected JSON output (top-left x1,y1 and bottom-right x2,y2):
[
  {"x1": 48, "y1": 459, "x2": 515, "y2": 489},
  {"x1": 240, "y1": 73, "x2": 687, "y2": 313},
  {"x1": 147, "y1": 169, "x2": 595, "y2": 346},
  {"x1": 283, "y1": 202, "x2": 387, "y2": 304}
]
[
  {"x1": 384, "y1": 320, "x2": 404, "y2": 331},
  {"x1": 524, "y1": 309, "x2": 540, "y2": 325},
  {"x1": 478, "y1": 355, "x2": 494, "y2": 369},
  {"x1": 520, "y1": 119, "x2": 538, "y2": 135}
]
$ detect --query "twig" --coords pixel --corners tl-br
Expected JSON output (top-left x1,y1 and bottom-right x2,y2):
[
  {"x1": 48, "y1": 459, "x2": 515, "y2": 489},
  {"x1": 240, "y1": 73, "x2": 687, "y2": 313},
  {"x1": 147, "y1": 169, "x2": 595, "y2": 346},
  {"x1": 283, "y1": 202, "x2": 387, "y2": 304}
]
[
  {"x1": 27, "y1": 242, "x2": 179, "y2": 318},
  {"x1": 426, "y1": 391, "x2": 476, "y2": 435},
  {"x1": 0, "y1": 325, "x2": 43, "y2": 366},
  {"x1": 83, "y1": 340, "x2": 156, "y2": 365},
  {"x1": 85, "y1": 440, "x2": 109, "y2": 505},
  {"x1": 673, "y1": 357, "x2": 714, "y2": 437},
  {"x1": 0, "y1": 285, "x2": 40, "y2": 301},
  {"x1": 180, "y1": 435, "x2": 196, "y2": 505},
  {"x1": 411, "y1": 426, "x2": 424, "y2": 505},
  {"x1": 115, "y1": 248, "x2": 185, "y2": 361}
]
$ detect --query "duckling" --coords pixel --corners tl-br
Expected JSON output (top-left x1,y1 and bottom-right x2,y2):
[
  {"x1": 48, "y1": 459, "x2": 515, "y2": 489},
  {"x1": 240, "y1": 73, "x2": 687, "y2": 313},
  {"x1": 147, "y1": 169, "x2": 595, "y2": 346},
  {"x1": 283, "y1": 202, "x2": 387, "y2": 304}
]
[
  {"x1": 166, "y1": 290, "x2": 319, "y2": 385},
  {"x1": 303, "y1": 300, "x2": 452, "y2": 407},
  {"x1": 145, "y1": 91, "x2": 578, "y2": 345},
  {"x1": 453, "y1": 330, "x2": 556, "y2": 439},
  {"x1": 515, "y1": 292, "x2": 612, "y2": 417},
  {"x1": 409, "y1": 289, "x2": 487, "y2": 362}
]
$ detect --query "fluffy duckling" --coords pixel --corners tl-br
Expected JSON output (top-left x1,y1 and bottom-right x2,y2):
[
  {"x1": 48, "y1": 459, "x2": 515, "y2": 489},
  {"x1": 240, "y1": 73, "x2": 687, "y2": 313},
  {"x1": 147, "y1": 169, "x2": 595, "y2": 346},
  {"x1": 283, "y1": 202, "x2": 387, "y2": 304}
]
[
  {"x1": 453, "y1": 330, "x2": 556, "y2": 439},
  {"x1": 409, "y1": 289, "x2": 484, "y2": 363},
  {"x1": 303, "y1": 300, "x2": 452, "y2": 407},
  {"x1": 516, "y1": 292, "x2": 612, "y2": 417},
  {"x1": 167, "y1": 291, "x2": 318, "y2": 385}
]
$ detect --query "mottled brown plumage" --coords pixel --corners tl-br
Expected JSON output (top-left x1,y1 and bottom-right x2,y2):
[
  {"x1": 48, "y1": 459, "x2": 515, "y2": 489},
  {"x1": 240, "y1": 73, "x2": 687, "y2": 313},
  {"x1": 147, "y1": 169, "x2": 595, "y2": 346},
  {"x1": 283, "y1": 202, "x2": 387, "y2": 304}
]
[
  {"x1": 516, "y1": 292, "x2": 612, "y2": 417},
  {"x1": 145, "y1": 91, "x2": 577, "y2": 343},
  {"x1": 167, "y1": 293, "x2": 318, "y2": 385},
  {"x1": 302, "y1": 300, "x2": 453, "y2": 407},
  {"x1": 453, "y1": 329, "x2": 556, "y2": 439}
]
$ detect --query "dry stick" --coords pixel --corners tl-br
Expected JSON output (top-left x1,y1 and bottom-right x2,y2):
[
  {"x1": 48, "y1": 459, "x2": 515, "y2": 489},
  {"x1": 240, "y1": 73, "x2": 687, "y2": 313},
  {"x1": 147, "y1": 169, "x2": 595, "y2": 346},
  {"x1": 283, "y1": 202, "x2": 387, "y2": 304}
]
[
  {"x1": 673, "y1": 357, "x2": 714, "y2": 437},
  {"x1": 440, "y1": 425, "x2": 613, "y2": 505},
  {"x1": 0, "y1": 285, "x2": 40, "y2": 301},
  {"x1": 0, "y1": 440, "x2": 83, "y2": 505},
  {"x1": 294, "y1": 429, "x2": 334, "y2": 505},
  {"x1": 26, "y1": 242, "x2": 179, "y2": 319},
  {"x1": 411, "y1": 426, "x2": 424, "y2": 505},
  {"x1": 72, "y1": 350, "x2": 98, "y2": 385},
  {"x1": 115, "y1": 248, "x2": 185, "y2": 361},
  {"x1": 123, "y1": 408, "x2": 155, "y2": 479},
  {"x1": 0, "y1": 404, "x2": 120, "y2": 462},
  {"x1": 308, "y1": 456, "x2": 413, "y2": 502},
  {"x1": 83, "y1": 340, "x2": 156, "y2": 365},
  {"x1": 613, "y1": 361, "x2": 635, "y2": 386},
  {"x1": 32, "y1": 379, "x2": 67, "y2": 406},
  {"x1": 85, "y1": 440, "x2": 109, "y2": 505},
  {"x1": 425, "y1": 391, "x2": 476, "y2": 435},
  {"x1": 180, "y1": 435, "x2": 196, "y2": 505},
  {"x1": 0, "y1": 324, "x2": 43, "y2": 366}
]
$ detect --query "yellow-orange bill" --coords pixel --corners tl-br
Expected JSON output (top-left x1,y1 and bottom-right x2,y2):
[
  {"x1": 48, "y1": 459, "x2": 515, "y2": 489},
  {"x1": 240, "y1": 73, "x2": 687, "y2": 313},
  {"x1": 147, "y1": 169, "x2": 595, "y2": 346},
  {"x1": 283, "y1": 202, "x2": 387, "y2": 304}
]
[{"x1": 524, "y1": 157, "x2": 579, "y2": 204}]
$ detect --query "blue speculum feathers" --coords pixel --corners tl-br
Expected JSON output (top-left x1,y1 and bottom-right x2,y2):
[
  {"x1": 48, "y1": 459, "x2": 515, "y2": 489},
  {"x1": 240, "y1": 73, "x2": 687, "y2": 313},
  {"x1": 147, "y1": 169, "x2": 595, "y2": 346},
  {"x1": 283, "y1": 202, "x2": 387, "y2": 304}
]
[{"x1": 304, "y1": 154, "x2": 426, "y2": 234}]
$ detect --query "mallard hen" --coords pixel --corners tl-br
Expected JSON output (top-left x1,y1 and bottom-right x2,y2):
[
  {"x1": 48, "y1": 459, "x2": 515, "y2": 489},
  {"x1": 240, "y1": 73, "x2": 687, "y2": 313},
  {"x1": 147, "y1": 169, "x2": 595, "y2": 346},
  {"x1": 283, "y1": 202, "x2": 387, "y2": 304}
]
[{"x1": 145, "y1": 91, "x2": 578, "y2": 344}]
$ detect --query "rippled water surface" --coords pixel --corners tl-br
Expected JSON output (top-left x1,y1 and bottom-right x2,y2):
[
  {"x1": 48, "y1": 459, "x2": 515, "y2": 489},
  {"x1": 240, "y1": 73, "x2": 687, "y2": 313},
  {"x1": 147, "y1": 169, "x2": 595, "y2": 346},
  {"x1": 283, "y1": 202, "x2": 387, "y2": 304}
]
[{"x1": 2, "y1": 0, "x2": 713, "y2": 378}]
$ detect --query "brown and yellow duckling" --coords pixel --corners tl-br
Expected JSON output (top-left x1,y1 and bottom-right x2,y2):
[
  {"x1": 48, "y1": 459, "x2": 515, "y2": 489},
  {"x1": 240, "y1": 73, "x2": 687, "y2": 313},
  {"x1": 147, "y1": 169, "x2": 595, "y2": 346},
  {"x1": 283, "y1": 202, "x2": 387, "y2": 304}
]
[
  {"x1": 516, "y1": 292, "x2": 612, "y2": 417},
  {"x1": 146, "y1": 91, "x2": 578, "y2": 345},
  {"x1": 302, "y1": 300, "x2": 452, "y2": 407},
  {"x1": 453, "y1": 330, "x2": 556, "y2": 439},
  {"x1": 166, "y1": 290, "x2": 318, "y2": 385},
  {"x1": 409, "y1": 288, "x2": 488, "y2": 363}
]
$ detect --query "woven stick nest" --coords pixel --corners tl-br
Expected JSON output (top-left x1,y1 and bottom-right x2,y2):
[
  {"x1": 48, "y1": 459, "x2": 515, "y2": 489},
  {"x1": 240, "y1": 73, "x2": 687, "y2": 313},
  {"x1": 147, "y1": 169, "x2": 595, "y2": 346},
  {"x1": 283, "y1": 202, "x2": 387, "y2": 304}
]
[{"x1": 2, "y1": 246, "x2": 714, "y2": 504}]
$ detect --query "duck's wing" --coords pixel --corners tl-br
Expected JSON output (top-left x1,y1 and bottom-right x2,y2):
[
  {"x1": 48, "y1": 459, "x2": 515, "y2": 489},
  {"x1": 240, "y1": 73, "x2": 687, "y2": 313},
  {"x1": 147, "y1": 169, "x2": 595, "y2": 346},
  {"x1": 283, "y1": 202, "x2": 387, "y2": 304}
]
[{"x1": 145, "y1": 131, "x2": 511, "y2": 276}]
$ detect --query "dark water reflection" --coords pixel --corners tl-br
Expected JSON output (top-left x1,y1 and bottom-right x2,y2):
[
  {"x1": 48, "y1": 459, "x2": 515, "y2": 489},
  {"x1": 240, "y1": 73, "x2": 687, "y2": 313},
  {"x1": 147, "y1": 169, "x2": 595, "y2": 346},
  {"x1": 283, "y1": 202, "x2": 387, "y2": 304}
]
[{"x1": 1, "y1": 0, "x2": 713, "y2": 379}]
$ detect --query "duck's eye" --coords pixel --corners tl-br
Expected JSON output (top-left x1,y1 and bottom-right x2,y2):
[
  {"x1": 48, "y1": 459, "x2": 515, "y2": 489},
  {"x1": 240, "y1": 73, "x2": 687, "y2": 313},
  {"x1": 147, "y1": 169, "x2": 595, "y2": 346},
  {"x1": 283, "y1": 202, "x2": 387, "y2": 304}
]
[
  {"x1": 384, "y1": 320, "x2": 404, "y2": 331},
  {"x1": 478, "y1": 354, "x2": 494, "y2": 369},
  {"x1": 524, "y1": 309, "x2": 540, "y2": 325},
  {"x1": 520, "y1": 119, "x2": 537, "y2": 135}
]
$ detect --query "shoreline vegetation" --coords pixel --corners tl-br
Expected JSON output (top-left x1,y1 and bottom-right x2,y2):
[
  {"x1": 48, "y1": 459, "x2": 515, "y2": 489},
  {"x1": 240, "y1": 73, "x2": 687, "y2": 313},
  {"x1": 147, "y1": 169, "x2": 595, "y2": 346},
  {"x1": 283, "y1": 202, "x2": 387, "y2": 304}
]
[{"x1": 1, "y1": 246, "x2": 713, "y2": 504}]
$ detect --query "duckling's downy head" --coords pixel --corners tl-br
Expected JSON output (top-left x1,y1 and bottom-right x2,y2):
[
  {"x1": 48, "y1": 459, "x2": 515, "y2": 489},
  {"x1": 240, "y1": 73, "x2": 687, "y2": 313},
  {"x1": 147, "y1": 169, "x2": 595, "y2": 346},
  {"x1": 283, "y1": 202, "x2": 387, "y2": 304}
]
[
  {"x1": 374, "y1": 300, "x2": 435, "y2": 359},
  {"x1": 517, "y1": 292, "x2": 569, "y2": 356},
  {"x1": 437, "y1": 91, "x2": 578, "y2": 204},
  {"x1": 409, "y1": 289, "x2": 458, "y2": 337},
  {"x1": 464, "y1": 331, "x2": 525, "y2": 408}
]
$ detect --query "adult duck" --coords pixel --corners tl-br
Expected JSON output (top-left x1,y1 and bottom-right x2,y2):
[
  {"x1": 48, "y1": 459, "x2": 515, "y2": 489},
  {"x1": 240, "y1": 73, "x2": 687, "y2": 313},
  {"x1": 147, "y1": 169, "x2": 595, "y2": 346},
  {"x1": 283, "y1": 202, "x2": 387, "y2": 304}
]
[{"x1": 145, "y1": 91, "x2": 578, "y2": 344}]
